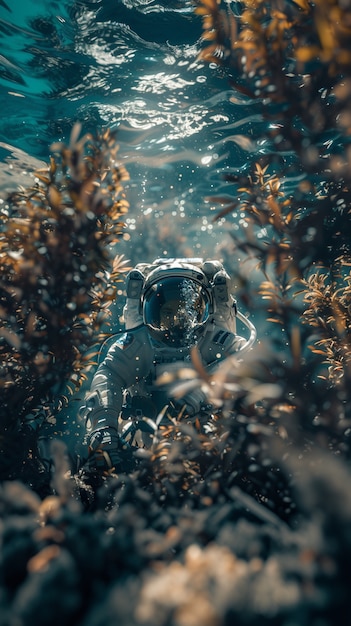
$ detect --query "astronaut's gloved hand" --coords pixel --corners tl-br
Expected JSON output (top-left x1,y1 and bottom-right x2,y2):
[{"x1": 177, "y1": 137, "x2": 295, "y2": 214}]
[
  {"x1": 172, "y1": 387, "x2": 209, "y2": 417},
  {"x1": 86, "y1": 427, "x2": 122, "y2": 474}
]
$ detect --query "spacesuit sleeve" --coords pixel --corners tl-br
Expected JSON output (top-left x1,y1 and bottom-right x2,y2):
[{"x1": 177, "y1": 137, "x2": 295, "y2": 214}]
[{"x1": 84, "y1": 326, "x2": 153, "y2": 432}]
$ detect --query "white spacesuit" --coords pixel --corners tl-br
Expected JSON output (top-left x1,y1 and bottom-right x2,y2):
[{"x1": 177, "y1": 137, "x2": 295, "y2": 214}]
[{"x1": 82, "y1": 258, "x2": 255, "y2": 472}]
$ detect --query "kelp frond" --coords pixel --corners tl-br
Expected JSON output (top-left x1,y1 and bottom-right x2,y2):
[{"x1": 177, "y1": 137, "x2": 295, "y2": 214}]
[
  {"x1": 195, "y1": 0, "x2": 351, "y2": 179},
  {"x1": 0, "y1": 125, "x2": 129, "y2": 432},
  {"x1": 301, "y1": 263, "x2": 351, "y2": 382}
]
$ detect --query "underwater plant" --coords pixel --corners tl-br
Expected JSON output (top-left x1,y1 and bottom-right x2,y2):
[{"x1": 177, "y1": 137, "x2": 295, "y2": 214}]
[
  {"x1": 0, "y1": 125, "x2": 129, "y2": 483},
  {"x1": 193, "y1": 0, "x2": 351, "y2": 446},
  {"x1": 195, "y1": 0, "x2": 351, "y2": 174}
]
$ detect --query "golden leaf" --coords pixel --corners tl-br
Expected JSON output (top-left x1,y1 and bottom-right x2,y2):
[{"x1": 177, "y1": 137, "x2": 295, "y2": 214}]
[
  {"x1": 35, "y1": 173, "x2": 51, "y2": 186},
  {"x1": 198, "y1": 0, "x2": 218, "y2": 9},
  {"x1": 191, "y1": 345, "x2": 210, "y2": 383},
  {"x1": 267, "y1": 196, "x2": 284, "y2": 231},
  {"x1": 291, "y1": 325, "x2": 301, "y2": 365},
  {"x1": 295, "y1": 46, "x2": 320, "y2": 62},
  {"x1": 48, "y1": 185, "x2": 62, "y2": 209},
  {"x1": 292, "y1": 0, "x2": 310, "y2": 11},
  {"x1": 228, "y1": 12, "x2": 237, "y2": 44},
  {"x1": 202, "y1": 30, "x2": 217, "y2": 41},
  {"x1": 28, "y1": 545, "x2": 61, "y2": 573},
  {"x1": 0, "y1": 328, "x2": 21, "y2": 349},
  {"x1": 195, "y1": 6, "x2": 213, "y2": 16},
  {"x1": 69, "y1": 122, "x2": 83, "y2": 147},
  {"x1": 213, "y1": 202, "x2": 238, "y2": 221}
]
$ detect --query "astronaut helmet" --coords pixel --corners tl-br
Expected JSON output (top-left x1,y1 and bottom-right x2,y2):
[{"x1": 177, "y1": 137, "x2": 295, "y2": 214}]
[{"x1": 142, "y1": 260, "x2": 212, "y2": 348}]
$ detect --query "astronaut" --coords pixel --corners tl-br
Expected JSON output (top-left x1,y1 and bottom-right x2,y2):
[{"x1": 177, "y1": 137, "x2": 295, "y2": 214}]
[{"x1": 82, "y1": 258, "x2": 255, "y2": 473}]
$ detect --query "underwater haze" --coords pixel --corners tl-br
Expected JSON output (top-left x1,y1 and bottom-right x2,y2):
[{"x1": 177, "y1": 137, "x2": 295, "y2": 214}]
[{"x1": 0, "y1": 0, "x2": 271, "y2": 270}]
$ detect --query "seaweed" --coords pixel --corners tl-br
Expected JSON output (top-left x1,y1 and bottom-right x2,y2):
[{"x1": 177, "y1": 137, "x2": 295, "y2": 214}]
[
  {"x1": 194, "y1": 0, "x2": 351, "y2": 443},
  {"x1": 0, "y1": 126, "x2": 129, "y2": 485}
]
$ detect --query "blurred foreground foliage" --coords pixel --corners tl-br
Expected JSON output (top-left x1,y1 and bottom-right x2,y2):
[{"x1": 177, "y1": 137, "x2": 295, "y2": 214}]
[{"x1": 1, "y1": 1, "x2": 351, "y2": 625}]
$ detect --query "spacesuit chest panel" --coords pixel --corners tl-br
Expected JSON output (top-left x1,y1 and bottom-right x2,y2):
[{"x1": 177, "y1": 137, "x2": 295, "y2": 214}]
[
  {"x1": 124, "y1": 326, "x2": 236, "y2": 414},
  {"x1": 126, "y1": 343, "x2": 192, "y2": 414}
]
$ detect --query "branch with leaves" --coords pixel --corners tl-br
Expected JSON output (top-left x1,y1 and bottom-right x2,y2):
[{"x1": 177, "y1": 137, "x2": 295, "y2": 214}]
[
  {"x1": 0, "y1": 126, "x2": 129, "y2": 445},
  {"x1": 195, "y1": 0, "x2": 351, "y2": 178}
]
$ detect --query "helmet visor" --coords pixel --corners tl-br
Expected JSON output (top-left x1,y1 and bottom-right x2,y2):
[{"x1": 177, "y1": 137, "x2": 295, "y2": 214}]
[{"x1": 143, "y1": 277, "x2": 210, "y2": 347}]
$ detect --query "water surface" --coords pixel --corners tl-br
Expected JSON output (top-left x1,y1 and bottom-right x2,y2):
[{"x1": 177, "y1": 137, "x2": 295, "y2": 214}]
[{"x1": 0, "y1": 0, "x2": 267, "y2": 269}]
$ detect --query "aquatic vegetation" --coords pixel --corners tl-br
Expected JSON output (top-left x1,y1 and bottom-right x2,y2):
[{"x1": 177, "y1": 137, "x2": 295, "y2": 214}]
[
  {"x1": 195, "y1": 0, "x2": 351, "y2": 405},
  {"x1": 195, "y1": 0, "x2": 351, "y2": 180},
  {"x1": 301, "y1": 261, "x2": 351, "y2": 383},
  {"x1": 1, "y1": 2, "x2": 351, "y2": 625},
  {"x1": 199, "y1": 0, "x2": 351, "y2": 309},
  {"x1": 0, "y1": 125, "x2": 129, "y2": 480},
  {"x1": 1, "y1": 432, "x2": 351, "y2": 625}
]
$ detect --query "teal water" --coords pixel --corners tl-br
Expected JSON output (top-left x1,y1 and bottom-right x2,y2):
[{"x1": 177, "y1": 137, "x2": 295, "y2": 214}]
[{"x1": 0, "y1": 0, "x2": 272, "y2": 271}]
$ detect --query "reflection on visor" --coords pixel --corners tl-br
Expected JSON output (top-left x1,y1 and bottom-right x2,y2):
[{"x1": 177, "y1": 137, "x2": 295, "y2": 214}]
[{"x1": 143, "y1": 277, "x2": 210, "y2": 347}]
